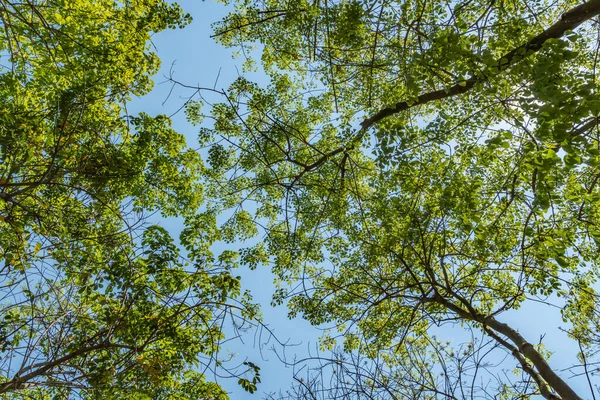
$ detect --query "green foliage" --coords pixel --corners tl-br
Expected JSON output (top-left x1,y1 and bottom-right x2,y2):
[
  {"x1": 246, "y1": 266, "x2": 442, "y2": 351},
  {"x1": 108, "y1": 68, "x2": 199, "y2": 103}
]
[
  {"x1": 0, "y1": 0, "x2": 256, "y2": 397},
  {"x1": 201, "y1": 0, "x2": 600, "y2": 398},
  {"x1": 237, "y1": 361, "x2": 261, "y2": 394}
]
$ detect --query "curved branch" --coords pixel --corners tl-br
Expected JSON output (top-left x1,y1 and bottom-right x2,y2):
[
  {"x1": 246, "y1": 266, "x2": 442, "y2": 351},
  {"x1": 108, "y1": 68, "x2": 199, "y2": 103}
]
[
  {"x1": 359, "y1": 0, "x2": 600, "y2": 131},
  {"x1": 427, "y1": 294, "x2": 583, "y2": 400},
  {"x1": 0, "y1": 342, "x2": 135, "y2": 394}
]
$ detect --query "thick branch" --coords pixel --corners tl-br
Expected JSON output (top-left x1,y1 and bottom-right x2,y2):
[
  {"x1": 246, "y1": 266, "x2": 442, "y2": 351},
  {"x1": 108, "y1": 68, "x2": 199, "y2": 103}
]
[
  {"x1": 360, "y1": 0, "x2": 600, "y2": 131},
  {"x1": 483, "y1": 326, "x2": 560, "y2": 400},
  {"x1": 484, "y1": 315, "x2": 583, "y2": 400},
  {"x1": 426, "y1": 294, "x2": 582, "y2": 399}
]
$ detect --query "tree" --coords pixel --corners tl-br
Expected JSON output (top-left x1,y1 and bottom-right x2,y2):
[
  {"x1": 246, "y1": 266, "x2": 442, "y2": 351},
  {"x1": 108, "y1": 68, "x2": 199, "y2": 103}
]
[
  {"x1": 180, "y1": 0, "x2": 600, "y2": 398},
  {"x1": 0, "y1": 0, "x2": 258, "y2": 397}
]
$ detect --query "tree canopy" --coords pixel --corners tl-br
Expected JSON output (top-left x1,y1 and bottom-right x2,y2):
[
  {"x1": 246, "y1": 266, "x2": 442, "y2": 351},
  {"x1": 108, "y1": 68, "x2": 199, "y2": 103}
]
[
  {"x1": 187, "y1": 0, "x2": 600, "y2": 398},
  {"x1": 0, "y1": 0, "x2": 258, "y2": 398},
  {"x1": 3, "y1": 0, "x2": 600, "y2": 398}
]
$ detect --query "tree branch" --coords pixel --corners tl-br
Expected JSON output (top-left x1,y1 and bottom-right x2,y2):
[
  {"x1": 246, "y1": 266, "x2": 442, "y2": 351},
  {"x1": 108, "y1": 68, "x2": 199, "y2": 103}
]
[
  {"x1": 359, "y1": 0, "x2": 600, "y2": 131},
  {"x1": 426, "y1": 294, "x2": 583, "y2": 400},
  {"x1": 0, "y1": 342, "x2": 135, "y2": 394},
  {"x1": 483, "y1": 326, "x2": 560, "y2": 400},
  {"x1": 483, "y1": 315, "x2": 583, "y2": 400}
]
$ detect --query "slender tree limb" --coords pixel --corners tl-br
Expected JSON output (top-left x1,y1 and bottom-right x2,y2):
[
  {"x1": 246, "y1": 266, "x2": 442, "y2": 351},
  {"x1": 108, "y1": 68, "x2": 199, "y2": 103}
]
[
  {"x1": 211, "y1": 11, "x2": 288, "y2": 38},
  {"x1": 0, "y1": 342, "x2": 135, "y2": 394},
  {"x1": 577, "y1": 339, "x2": 598, "y2": 400}
]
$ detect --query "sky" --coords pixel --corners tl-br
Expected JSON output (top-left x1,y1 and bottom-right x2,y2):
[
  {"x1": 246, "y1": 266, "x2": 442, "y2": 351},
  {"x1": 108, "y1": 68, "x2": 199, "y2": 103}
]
[{"x1": 129, "y1": 1, "x2": 595, "y2": 398}]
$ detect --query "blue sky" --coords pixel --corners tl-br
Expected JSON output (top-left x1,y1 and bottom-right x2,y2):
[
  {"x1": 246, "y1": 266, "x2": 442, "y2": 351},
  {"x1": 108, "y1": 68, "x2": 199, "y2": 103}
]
[{"x1": 130, "y1": 1, "x2": 594, "y2": 398}]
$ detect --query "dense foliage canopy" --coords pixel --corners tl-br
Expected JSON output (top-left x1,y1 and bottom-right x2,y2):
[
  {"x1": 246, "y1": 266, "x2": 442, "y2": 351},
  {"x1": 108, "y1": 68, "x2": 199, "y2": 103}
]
[
  {"x1": 4, "y1": 0, "x2": 600, "y2": 398},
  {"x1": 0, "y1": 0, "x2": 258, "y2": 398},
  {"x1": 191, "y1": 0, "x2": 600, "y2": 398}
]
